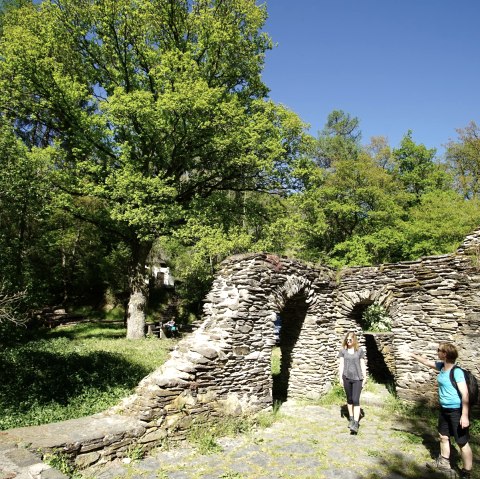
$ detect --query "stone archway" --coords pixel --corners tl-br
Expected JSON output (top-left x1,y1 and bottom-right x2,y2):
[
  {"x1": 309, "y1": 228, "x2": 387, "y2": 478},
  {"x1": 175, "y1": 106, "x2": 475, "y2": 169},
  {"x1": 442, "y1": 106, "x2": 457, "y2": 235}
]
[
  {"x1": 348, "y1": 302, "x2": 395, "y2": 384},
  {"x1": 266, "y1": 271, "x2": 333, "y2": 401},
  {"x1": 335, "y1": 288, "x2": 397, "y2": 386},
  {"x1": 5, "y1": 230, "x2": 480, "y2": 471},
  {"x1": 275, "y1": 291, "x2": 309, "y2": 402}
]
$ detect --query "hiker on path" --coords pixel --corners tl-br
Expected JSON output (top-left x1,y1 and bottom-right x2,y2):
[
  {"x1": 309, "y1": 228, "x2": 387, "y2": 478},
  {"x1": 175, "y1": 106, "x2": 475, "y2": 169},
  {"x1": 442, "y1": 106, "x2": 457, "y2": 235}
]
[
  {"x1": 338, "y1": 331, "x2": 367, "y2": 434},
  {"x1": 411, "y1": 343, "x2": 473, "y2": 479}
]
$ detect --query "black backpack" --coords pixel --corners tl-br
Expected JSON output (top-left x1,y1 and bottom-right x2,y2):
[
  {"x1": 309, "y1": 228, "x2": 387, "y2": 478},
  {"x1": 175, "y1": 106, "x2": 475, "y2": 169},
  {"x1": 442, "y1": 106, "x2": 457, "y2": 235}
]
[{"x1": 449, "y1": 365, "x2": 479, "y2": 408}]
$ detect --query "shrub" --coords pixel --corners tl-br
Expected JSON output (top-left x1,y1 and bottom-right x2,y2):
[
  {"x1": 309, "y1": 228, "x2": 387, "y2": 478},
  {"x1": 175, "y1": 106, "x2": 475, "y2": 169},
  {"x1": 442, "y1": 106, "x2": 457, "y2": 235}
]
[{"x1": 362, "y1": 303, "x2": 391, "y2": 332}]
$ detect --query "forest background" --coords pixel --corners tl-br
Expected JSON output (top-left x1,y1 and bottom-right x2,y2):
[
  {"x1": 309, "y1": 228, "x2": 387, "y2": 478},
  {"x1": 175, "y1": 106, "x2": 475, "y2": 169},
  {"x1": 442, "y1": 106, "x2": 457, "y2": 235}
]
[{"x1": 1, "y1": 0, "x2": 480, "y2": 340}]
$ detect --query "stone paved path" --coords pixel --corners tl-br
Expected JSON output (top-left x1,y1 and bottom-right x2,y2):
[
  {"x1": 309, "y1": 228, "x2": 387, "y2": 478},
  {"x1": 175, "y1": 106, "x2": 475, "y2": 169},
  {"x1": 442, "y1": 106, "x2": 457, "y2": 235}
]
[
  {"x1": 2, "y1": 386, "x2": 478, "y2": 479},
  {"x1": 82, "y1": 388, "x2": 479, "y2": 479},
  {"x1": 0, "y1": 440, "x2": 66, "y2": 479}
]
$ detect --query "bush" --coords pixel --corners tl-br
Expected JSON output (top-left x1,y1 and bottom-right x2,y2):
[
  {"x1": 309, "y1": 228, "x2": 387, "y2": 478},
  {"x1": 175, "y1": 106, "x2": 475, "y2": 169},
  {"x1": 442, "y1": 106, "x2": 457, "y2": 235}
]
[{"x1": 362, "y1": 303, "x2": 391, "y2": 332}]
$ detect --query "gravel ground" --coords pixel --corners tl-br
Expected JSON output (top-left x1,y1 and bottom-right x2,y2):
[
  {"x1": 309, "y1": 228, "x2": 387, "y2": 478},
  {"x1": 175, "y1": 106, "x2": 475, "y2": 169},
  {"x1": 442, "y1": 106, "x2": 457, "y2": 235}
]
[{"x1": 81, "y1": 387, "x2": 480, "y2": 479}]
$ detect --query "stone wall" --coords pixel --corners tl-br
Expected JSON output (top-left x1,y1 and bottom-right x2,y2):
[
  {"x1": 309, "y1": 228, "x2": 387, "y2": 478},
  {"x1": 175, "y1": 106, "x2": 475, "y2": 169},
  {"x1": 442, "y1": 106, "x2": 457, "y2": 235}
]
[
  {"x1": 364, "y1": 333, "x2": 395, "y2": 382},
  {"x1": 4, "y1": 230, "x2": 480, "y2": 471},
  {"x1": 98, "y1": 232, "x2": 480, "y2": 463}
]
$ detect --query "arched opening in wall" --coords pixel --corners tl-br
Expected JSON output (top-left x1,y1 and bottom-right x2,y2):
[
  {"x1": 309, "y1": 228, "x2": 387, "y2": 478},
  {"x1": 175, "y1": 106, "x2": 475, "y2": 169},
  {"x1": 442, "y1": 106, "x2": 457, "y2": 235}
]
[
  {"x1": 349, "y1": 302, "x2": 395, "y2": 388},
  {"x1": 272, "y1": 291, "x2": 308, "y2": 403}
]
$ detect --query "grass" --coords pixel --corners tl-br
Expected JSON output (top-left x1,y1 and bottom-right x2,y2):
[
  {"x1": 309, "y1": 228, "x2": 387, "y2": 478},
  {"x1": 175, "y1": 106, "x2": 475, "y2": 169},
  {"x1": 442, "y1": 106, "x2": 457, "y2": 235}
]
[
  {"x1": 0, "y1": 321, "x2": 178, "y2": 430},
  {"x1": 271, "y1": 346, "x2": 281, "y2": 375},
  {"x1": 43, "y1": 450, "x2": 82, "y2": 479},
  {"x1": 186, "y1": 408, "x2": 281, "y2": 455}
]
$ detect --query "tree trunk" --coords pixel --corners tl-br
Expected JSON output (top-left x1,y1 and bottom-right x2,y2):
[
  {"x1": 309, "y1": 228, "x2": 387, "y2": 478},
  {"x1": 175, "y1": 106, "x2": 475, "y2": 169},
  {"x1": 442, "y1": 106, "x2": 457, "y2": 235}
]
[{"x1": 126, "y1": 241, "x2": 152, "y2": 340}]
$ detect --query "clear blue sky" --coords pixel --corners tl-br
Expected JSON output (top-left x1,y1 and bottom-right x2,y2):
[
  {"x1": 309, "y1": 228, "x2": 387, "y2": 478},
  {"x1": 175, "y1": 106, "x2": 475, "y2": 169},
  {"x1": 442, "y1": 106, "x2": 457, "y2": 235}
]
[{"x1": 261, "y1": 0, "x2": 480, "y2": 156}]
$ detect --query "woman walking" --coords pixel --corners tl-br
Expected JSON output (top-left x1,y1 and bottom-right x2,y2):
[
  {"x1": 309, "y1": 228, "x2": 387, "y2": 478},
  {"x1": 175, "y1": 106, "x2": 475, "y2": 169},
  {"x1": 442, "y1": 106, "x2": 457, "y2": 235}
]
[{"x1": 338, "y1": 331, "x2": 367, "y2": 434}]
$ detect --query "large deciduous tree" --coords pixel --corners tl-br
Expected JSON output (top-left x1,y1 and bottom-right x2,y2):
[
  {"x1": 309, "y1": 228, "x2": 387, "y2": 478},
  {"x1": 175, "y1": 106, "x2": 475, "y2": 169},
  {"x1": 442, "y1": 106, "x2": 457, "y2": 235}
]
[
  {"x1": 0, "y1": 0, "x2": 304, "y2": 338},
  {"x1": 391, "y1": 131, "x2": 450, "y2": 202},
  {"x1": 446, "y1": 121, "x2": 480, "y2": 200}
]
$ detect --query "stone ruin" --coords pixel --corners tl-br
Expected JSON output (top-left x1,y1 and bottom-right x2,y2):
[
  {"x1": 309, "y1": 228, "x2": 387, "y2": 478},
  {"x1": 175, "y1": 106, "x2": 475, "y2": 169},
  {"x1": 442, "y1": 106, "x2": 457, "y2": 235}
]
[
  {"x1": 120, "y1": 229, "x2": 480, "y2": 416},
  {"x1": 3, "y1": 228, "x2": 480, "y2": 471}
]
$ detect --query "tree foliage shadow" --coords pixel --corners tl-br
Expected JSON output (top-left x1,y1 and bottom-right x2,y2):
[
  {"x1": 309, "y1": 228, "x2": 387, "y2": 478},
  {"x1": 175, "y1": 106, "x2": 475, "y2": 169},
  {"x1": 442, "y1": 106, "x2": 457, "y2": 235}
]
[
  {"x1": 0, "y1": 347, "x2": 149, "y2": 418},
  {"x1": 361, "y1": 450, "x2": 462, "y2": 479}
]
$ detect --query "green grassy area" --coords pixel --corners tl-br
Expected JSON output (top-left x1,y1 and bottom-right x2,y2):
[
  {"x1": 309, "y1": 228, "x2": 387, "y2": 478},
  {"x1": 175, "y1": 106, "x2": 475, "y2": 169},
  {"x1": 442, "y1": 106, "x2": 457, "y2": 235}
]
[
  {"x1": 186, "y1": 411, "x2": 279, "y2": 456},
  {"x1": 0, "y1": 321, "x2": 178, "y2": 430}
]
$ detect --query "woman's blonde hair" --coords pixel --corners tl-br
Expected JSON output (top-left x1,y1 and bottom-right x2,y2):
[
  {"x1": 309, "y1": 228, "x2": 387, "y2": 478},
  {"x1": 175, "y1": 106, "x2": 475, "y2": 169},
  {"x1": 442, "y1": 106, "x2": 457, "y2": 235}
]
[
  {"x1": 438, "y1": 342, "x2": 458, "y2": 363},
  {"x1": 343, "y1": 331, "x2": 359, "y2": 351}
]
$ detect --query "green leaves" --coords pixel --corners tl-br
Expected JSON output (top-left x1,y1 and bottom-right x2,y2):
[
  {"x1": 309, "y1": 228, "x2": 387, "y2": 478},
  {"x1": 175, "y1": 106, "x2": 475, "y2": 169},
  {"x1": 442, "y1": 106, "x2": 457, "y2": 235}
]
[
  {"x1": 446, "y1": 121, "x2": 480, "y2": 200},
  {"x1": 105, "y1": 167, "x2": 182, "y2": 240},
  {"x1": 280, "y1": 113, "x2": 480, "y2": 268},
  {"x1": 0, "y1": 3, "x2": 289, "y2": 233},
  {"x1": 392, "y1": 130, "x2": 450, "y2": 201}
]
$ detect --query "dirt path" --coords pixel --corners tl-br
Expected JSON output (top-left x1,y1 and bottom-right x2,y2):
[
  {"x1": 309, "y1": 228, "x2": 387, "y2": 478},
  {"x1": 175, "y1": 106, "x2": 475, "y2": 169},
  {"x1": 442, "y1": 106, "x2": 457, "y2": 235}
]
[{"x1": 82, "y1": 386, "x2": 479, "y2": 479}]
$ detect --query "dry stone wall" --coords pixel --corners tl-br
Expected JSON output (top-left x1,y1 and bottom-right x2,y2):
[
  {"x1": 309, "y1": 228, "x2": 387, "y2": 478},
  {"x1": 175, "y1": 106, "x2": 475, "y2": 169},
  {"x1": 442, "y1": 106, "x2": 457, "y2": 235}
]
[
  {"x1": 121, "y1": 230, "x2": 480, "y2": 416},
  {"x1": 112, "y1": 229, "x2": 480, "y2": 457},
  {"x1": 5, "y1": 230, "x2": 480, "y2": 471},
  {"x1": 116, "y1": 253, "x2": 336, "y2": 418}
]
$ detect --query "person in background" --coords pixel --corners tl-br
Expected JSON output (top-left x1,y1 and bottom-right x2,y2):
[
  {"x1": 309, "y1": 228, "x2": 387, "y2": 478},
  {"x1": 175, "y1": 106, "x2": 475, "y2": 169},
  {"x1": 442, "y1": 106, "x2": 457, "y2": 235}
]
[
  {"x1": 411, "y1": 343, "x2": 472, "y2": 479},
  {"x1": 164, "y1": 319, "x2": 179, "y2": 338},
  {"x1": 338, "y1": 331, "x2": 367, "y2": 434},
  {"x1": 273, "y1": 314, "x2": 282, "y2": 346}
]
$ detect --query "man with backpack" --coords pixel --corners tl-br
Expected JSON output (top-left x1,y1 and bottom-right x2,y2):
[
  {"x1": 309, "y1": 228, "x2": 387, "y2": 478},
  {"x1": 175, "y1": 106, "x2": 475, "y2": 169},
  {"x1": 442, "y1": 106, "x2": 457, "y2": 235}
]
[{"x1": 411, "y1": 343, "x2": 473, "y2": 479}]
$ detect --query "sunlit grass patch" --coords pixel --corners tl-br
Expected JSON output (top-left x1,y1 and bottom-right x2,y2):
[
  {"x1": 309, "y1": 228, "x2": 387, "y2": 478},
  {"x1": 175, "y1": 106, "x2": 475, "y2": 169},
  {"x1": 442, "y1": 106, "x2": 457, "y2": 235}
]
[
  {"x1": 187, "y1": 410, "x2": 281, "y2": 455},
  {"x1": 0, "y1": 321, "x2": 177, "y2": 430},
  {"x1": 271, "y1": 346, "x2": 281, "y2": 376},
  {"x1": 314, "y1": 382, "x2": 345, "y2": 406}
]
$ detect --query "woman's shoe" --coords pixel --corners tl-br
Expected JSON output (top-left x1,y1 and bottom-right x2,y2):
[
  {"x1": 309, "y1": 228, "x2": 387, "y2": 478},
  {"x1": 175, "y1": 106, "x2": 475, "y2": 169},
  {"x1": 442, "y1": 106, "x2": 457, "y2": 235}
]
[
  {"x1": 426, "y1": 455, "x2": 451, "y2": 473},
  {"x1": 350, "y1": 420, "x2": 359, "y2": 434}
]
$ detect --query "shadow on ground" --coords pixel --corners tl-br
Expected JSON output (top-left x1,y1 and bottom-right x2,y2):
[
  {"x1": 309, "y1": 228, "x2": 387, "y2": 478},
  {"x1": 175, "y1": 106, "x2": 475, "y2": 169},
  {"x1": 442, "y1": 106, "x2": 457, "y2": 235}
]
[
  {"x1": 365, "y1": 451, "x2": 460, "y2": 479},
  {"x1": 0, "y1": 324, "x2": 149, "y2": 430}
]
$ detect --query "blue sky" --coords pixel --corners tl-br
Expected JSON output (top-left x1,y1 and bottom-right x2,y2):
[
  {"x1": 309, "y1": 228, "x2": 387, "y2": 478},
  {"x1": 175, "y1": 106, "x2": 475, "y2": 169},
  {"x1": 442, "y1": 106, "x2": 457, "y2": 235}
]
[{"x1": 261, "y1": 1, "x2": 480, "y2": 156}]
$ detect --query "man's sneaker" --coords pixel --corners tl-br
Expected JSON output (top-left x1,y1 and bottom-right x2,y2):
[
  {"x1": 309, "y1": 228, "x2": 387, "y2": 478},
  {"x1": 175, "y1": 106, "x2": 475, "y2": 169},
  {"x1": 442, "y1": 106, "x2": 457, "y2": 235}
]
[
  {"x1": 426, "y1": 455, "x2": 451, "y2": 472},
  {"x1": 459, "y1": 469, "x2": 472, "y2": 479},
  {"x1": 347, "y1": 417, "x2": 355, "y2": 429},
  {"x1": 349, "y1": 420, "x2": 359, "y2": 434}
]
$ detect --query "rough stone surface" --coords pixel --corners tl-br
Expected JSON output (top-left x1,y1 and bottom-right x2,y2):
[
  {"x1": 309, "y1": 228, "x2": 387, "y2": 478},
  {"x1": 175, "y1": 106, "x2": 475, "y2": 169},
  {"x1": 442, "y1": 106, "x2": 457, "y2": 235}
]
[
  {"x1": 83, "y1": 385, "x2": 473, "y2": 479},
  {"x1": 0, "y1": 441, "x2": 67, "y2": 479},
  {"x1": 2, "y1": 229, "x2": 480, "y2": 472}
]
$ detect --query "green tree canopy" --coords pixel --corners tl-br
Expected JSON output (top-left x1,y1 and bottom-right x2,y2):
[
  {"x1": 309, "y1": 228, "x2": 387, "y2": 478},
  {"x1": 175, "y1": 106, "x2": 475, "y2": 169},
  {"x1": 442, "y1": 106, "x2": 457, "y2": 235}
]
[
  {"x1": 446, "y1": 121, "x2": 480, "y2": 200},
  {"x1": 392, "y1": 131, "x2": 450, "y2": 202},
  {"x1": 314, "y1": 110, "x2": 361, "y2": 169},
  {"x1": 0, "y1": 0, "x2": 306, "y2": 338}
]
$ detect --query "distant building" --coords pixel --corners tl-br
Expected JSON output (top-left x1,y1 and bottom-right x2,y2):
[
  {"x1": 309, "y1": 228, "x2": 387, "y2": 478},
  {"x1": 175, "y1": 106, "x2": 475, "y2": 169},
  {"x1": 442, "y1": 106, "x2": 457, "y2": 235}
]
[{"x1": 149, "y1": 264, "x2": 175, "y2": 288}]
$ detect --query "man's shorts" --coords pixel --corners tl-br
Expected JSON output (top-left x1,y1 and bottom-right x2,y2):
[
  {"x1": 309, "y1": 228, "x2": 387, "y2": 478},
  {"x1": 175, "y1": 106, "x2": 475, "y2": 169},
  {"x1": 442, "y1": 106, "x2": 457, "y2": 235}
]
[{"x1": 438, "y1": 407, "x2": 470, "y2": 446}]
